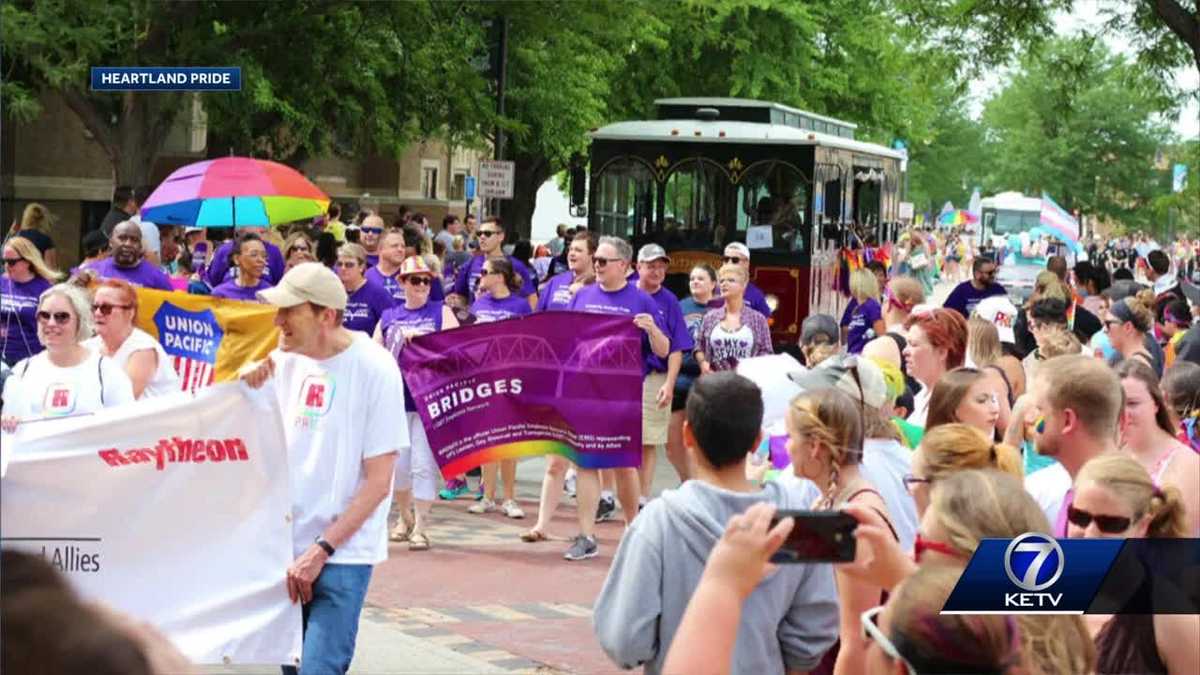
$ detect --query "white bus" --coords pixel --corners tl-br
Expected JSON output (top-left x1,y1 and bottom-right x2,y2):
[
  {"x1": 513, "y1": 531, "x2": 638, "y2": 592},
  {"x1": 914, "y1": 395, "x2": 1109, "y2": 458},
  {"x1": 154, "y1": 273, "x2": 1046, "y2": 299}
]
[{"x1": 979, "y1": 191, "x2": 1072, "y2": 300}]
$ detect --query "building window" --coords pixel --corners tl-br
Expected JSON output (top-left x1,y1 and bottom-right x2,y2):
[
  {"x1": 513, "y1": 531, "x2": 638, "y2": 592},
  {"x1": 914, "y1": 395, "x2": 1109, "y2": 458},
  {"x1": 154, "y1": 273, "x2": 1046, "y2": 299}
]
[
  {"x1": 421, "y1": 166, "x2": 438, "y2": 200},
  {"x1": 450, "y1": 171, "x2": 467, "y2": 201}
]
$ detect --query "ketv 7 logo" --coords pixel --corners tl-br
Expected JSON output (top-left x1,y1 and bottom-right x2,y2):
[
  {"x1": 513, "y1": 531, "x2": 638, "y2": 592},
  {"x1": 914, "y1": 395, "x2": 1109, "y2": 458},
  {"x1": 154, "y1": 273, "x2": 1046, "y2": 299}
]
[{"x1": 1002, "y1": 533, "x2": 1065, "y2": 608}]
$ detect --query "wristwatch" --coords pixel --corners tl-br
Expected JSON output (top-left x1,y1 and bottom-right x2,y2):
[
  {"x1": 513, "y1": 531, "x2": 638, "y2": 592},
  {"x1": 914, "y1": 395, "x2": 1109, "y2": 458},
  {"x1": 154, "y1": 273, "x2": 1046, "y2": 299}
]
[{"x1": 314, "y1": 537, "x2": 335, "y2": 556}]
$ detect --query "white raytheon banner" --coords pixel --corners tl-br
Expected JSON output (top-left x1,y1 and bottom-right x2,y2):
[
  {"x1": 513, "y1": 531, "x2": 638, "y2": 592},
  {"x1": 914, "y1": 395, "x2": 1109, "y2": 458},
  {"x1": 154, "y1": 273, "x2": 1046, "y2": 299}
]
[{"x1": 0, "y1": 383, "x2": 301, "y2": 666}]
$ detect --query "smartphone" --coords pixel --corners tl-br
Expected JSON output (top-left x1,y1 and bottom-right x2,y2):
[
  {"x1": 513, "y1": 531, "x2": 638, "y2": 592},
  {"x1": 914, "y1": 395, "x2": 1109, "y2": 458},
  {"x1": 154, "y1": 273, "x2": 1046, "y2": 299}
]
[{"x1": 768, "y1": 510, "x2": 857, "y2": 563}]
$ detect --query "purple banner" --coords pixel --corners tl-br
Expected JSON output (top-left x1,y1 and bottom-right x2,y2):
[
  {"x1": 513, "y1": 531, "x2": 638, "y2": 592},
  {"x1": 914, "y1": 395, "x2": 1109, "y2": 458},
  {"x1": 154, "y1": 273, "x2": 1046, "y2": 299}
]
[{"x1": 399, "y1": 311, "x2": 643, "y2": 476}]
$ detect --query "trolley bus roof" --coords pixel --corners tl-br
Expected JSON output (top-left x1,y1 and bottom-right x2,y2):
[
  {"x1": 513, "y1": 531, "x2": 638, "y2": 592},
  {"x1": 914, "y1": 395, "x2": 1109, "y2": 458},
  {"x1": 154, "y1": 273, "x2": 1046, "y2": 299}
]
[{"x1": 589, "y1": 118, "x2": 905, "y2": 159}]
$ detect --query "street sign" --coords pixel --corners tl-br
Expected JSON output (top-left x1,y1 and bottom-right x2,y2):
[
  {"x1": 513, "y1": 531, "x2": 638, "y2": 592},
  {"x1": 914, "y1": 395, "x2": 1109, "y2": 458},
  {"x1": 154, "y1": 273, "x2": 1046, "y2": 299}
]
[
  {"x1": 479, "y1": 160, "x2": 515, "y2": 199},
  {"x1": 899, "y1": 202, "x2": 914, "y2": 220},
  {"x1": 465, "y1": 175, "x2": 477, "y2": 200}
]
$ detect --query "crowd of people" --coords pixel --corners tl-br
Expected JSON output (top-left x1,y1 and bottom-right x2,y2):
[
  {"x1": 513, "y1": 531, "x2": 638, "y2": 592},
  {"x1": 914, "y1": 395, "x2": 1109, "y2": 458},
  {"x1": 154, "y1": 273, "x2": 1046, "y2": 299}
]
[{"x1": 3, "y1": 187, "x2": 1200, "y2": 674}]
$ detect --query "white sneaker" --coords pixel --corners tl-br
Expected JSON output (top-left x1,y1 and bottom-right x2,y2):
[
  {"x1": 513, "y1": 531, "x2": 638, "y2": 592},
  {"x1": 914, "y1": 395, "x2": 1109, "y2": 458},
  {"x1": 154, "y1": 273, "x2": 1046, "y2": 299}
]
[
  {"x1": 468, "y1": 498, "x2": 496, "y2": 514},
  {"x1": 502, "y1": 499, "x2": 526, "y2": 519}
]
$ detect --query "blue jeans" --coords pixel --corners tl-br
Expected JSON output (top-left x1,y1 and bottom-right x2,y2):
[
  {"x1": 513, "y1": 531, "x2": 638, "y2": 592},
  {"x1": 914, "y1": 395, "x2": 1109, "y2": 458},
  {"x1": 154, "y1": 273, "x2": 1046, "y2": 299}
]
[{"x1": 281, "y1": 563, "x2": 373, "y2": 675}]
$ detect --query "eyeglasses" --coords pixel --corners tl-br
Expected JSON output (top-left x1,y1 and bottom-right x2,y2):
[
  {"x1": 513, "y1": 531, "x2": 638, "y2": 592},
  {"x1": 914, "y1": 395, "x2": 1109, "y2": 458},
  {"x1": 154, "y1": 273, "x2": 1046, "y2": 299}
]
[
  {"x1": 902, "y1": 474, "x2": 931, "y2": 492},
  {"x1": 93, "y1": 303, "x2": 133, "y2": 316},
  {"x1": 1066, "y1": 505, "x2": 1132, "y2": 534},
  {"x1": 913, "y1": 534, "x2": 963, "y2": 562},
  {"x1": 289, "y1": 245, "x2": 311, "y2": 254},
  {"x1": 36, "y1": 310, "x2": 72, "y2": 325},
  {"x1": 361, "y1": 227, "x2": 383, "y2": 234},
  {"x1": 593, "y1": 256, "x2": 615, "y2": 268},
  {"x1": 3, "y1": 257, "x2": 25, "y2": 266},
  {"x1": 335, "y1": 260, "x2": 360, "y2": 268},
  {"x1": 478, "y1": 230, "x2": 502, "y2": 238},
  {"x1": 404, "y1": 276, "x2": 433, "y2": 286},
  {"x1": 722, "y1": 256, "x2": 746, "y2": 264},
  {"x1": 860, "y1": 606, "x2": 917, "y2": 675}
]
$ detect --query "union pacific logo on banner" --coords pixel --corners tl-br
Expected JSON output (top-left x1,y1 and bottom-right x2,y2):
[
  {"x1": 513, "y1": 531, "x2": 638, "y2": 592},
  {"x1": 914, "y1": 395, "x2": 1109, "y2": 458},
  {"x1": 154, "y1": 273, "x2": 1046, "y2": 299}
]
[{"x1": 90, "y1": 67, "x2": 241, "y2": 91}]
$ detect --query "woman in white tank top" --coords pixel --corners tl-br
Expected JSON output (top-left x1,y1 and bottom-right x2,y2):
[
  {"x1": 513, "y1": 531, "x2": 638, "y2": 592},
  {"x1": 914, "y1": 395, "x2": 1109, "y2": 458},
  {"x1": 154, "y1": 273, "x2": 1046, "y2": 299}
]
[{"x1": 86, "y1": 279, "x2": 180, "y2": 399}]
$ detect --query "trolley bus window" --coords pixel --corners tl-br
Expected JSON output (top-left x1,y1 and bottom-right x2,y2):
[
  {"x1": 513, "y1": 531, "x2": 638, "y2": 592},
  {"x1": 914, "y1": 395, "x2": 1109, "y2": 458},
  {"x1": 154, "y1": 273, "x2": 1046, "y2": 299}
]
[
  {"x1": 736, "y1": 161, "x2": 809, "y2": 257},
  {"x1": 593, "y1": 157, "x2": 656, "y2": 240},
  {"x1": 661, "y1": 159, "x2": 732, "y2": 250}
]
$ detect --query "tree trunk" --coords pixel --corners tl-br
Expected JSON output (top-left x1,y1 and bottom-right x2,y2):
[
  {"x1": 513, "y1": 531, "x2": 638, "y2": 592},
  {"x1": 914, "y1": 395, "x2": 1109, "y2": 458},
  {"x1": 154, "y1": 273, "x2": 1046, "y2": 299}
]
[
  {"x1": 1151, "y1": 0, "x2": 1200, "y2": 76},
  {"x1": 501, "y1": 150, "x2": 554, "y2": 241},
  {"x1": 59, "y1": 88, "x2": 184, "y2": 189}
]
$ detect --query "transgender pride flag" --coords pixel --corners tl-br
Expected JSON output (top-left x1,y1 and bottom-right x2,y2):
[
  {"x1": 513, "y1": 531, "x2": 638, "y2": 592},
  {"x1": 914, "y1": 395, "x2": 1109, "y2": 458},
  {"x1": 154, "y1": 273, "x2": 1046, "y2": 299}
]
[{"x1": 1040, "y1": 192, "x2": 1080, "y2": 243}]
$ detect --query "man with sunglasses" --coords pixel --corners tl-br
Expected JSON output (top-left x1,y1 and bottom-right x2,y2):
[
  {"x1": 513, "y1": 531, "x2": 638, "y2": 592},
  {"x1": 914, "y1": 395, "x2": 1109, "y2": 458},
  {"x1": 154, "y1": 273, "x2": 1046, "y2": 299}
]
[
  {"x1": 721, "y1": 243, "x2": 772, "y2": 318},
  {"x1": 204, "y1": 226, "x2": 285, "y2": 287},
  {"x1": 359, "y1": 215, "x2": 386, "y2": 269},
  {"x1": 1023, "y1": 354, "x2": 1121, "y2": 535},
  {"x1": 365, "y1": 229, "x2": 409, "y2": 304},
  {"x1": 942, "y1": 256, "x2": 1006, "y2": 319},
  {"x1": 563, "y1": 236, "x2": 671, "y2": 560},
  {"x1": 88, "y1": 221, "x2": 173, "y2": 292},
  {"x1": 450, "y1": 216, "x2": 537, "y2": 310}
]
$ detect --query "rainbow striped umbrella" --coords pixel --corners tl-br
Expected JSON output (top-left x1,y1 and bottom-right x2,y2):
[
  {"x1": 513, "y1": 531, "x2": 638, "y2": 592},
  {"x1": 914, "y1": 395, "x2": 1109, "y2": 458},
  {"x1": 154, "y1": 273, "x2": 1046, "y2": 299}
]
[
  {"x1": 140, "y1": 157, "x2": 329, "y2": 228},
  {"x1": 937, "y1": 209, "x2": 979, "y2": 227}
]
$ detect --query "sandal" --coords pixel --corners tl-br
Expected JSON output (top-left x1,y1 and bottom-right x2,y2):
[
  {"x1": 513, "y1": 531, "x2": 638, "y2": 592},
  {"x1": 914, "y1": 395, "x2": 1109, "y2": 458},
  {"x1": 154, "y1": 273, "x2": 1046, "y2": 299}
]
[
  {"x1": 408, "y1": 532, "x2": 431, "y2": 551},
  {"x1": 389, "y1": 522, "x2": 414, "y2": 543},
  {"x1": 520, "y1": 528, "x2": 548, "y2": 543}
]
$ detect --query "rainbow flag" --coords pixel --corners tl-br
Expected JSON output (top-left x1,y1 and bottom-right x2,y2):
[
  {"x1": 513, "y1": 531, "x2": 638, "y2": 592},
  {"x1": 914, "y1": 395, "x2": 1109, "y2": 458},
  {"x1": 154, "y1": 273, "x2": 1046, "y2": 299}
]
[{"x1": 1039, "y1": 193, "x2": 1080, "y2": 243}]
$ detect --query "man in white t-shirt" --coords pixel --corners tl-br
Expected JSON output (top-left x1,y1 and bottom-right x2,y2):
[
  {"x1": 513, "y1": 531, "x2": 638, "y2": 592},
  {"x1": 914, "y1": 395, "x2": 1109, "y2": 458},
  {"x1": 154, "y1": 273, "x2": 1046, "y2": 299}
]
[{"x1": 241, "y1": 263, "x2": 407, "y2": 675}]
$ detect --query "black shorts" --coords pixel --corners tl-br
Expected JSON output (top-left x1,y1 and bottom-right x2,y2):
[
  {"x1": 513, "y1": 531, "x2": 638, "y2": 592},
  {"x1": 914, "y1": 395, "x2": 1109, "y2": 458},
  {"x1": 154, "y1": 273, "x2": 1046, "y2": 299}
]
[{"x1": 671, "y1": 374, "x2": 697, "y2": 412}]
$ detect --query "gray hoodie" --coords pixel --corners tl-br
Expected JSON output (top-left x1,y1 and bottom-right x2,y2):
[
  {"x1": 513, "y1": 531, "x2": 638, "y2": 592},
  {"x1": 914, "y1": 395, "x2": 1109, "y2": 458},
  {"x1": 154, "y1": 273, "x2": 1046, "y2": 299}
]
[{"x1": 592, "y1": 480, "x2": 839, "y2": 674}]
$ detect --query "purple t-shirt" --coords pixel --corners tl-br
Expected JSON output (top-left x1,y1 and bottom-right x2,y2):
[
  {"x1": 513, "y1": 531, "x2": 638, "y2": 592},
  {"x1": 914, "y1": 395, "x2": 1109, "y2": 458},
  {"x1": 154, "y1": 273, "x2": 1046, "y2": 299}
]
[
  {"x1": 1, "y1": 275, "x2": 52, "y2": 365},
  {"x1": 537, "y1": 271, "x2": 577, "y2": 312},
  {"x1": 745, "y1": 281, "x2": 772, "y2": 318},
  {"x1": 845, "y1": 297, "x2": 882, "y2": 354},
  {"x1": 343, "y1": 278, "x2": 396, "y2": 335},
  {"x1": 943, "y1": 281, "x2": 1007, "y2": 318},
  {"x1": 471, "y1": 293, "x2": 533, "y2": 323},
  {"x1": 365, "y1": 253, "x2": 380, "y2": 269},
  {"x1": 205, "y1": 240, "x2": 285, "y2": 287},
  {"x1": 380, "y1": 301, "x2": 445, "y2": 412},
  {"x1": 91, "y1": 258, "x2": 173, "y2": 291},
  {"x1": 365, "y1": 264, "x2": 445, "y2": 304},
  {"x1": 210, "y1": 278, "x2": 273, "y2": 302},
  {"x1": 646, "y1": 286, "x2": 695, "y2": 373},
  {"x1": 569, "y1": 282, "x2": 667, "y2": 375},
  {"x1": 452, "y1": 255, "x2": 537, "y2": 299}
]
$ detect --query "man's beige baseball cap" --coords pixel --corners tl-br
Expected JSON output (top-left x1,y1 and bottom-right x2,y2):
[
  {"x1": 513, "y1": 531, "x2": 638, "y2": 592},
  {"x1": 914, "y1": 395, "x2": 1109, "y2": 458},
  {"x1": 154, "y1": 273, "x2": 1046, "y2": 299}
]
[{"x1": 257, "y1": 262, "x2": 348, "y2": 310}]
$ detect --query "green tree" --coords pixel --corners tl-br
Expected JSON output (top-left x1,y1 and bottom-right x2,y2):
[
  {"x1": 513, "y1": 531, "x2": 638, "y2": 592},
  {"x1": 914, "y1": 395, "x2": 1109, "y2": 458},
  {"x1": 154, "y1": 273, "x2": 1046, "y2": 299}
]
[
  {"x1": 1, "y1": 0, "x2": 493, "y2": 187},
  {"x1": 1153, "y1": 139, "x2": 1200, "y2": 236},
  {"x1": 905, "y1": 99, "x2": 988, "y2": 216},
  {"x1": 981, "y1": 36, "x2": 1176, "y2": 230}
]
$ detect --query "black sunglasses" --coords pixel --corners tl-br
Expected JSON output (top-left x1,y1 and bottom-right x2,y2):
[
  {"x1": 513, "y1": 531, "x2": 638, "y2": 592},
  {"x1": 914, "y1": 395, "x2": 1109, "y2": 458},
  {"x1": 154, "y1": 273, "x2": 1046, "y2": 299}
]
[
  {"x1": 722, "y1": 256, "x2": 745, "y2": 264},
  {"x1": 93, "y1": 303, "x2": 133, "y2": 316},
  {"x1": 593, "y1": 256, "x2": 616, "y2": 268},
  {"x1": 477, "y1": 230, "x2": 502, "y2": 238},
  {"x1": 1066, "y1": 506, "x2": 1131, "y2": 534},
  {"x1": 36, "y1": 310, "x2": 72, "y2": 325},
  {"x1": 361, "y1": 227, "x2": 383, "y2": 234},
  {"x1": 405, "y1": 276, "x2": 433, "y2": 286},
  {"x1": 3, "y1": 257, "x2": 25, "y2": 266}
]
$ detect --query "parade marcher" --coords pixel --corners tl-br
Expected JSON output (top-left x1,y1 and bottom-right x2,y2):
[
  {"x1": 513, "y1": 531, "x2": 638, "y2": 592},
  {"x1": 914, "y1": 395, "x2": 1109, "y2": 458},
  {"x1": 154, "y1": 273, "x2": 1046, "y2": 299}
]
[
  {"x1": 205, "y1": 228, "x2": 285, "y2": 287},
  {"x1": 78, "y1": 230, "x2": 110, "y2": 272},
  {"x1": 1, "y1": 237, "x2": 60, "y2": 366},
  {"x1": 1068, "y1": 454, "x2": 1198, "y2": 674},
  {"x1": 434, "y1": 214, "x2": 461, "y2": 253},
  {"x1": 1146, "y1": 249, "x2": 1185, "y2": 324},
  {"x1": 89, "y1": 221, "x2": 173, "y2": 291},
  {"x1": 862, "y1": 275, "x2": 924, "y2": 392},
  {"x1": 358, "y1": 215, "x2": 385, "y2": 268},
  {"x1": 467, "y1": 257, "x2": 532, "y2": 520},
  {"x1": 924, "y1": 368, "x2": 1004, "y2": 439},
  {"x1": 633, "y1": 243, "x2": 692, "y2": 505},
  {"x1": 1105, "y1": 292, "x2": 1162, "y2": 376},
  {"x1": 450, "y1": 217, "x2": 537, "y2": 310},
  {"x1": 521, "y1": 232, "x2": 598, "y2": 539},
  {"x1": 363, "y1": 229, "x2": 408, "y2": 304},
  {"x1": 720, "y1": 242, "x2": 772, "y2": 317},
  {"x1": 211, "y1": 232, "x2": 273, "y2": 302},
  {"x1": 335, "y1": 243, "x2": 394, "y2": 336},
  {"x1": 1024, "y1": 355, "x2": 1122, "y2": 535},
  {"x1": 557, "y1": 236, "x2": 670, "y2": 560},
  {"x1": 284, "y1": 232, "x2": 316, "y2": 272},
  {"x1": 694, "y1": 263, "x2": 772, "y2": 373},
  {"x1": 1115, "y1": 359, "x2": 1200, "y2": 534},
  {"x1": 839, "y1": 269, "x2": 886, "y2": 354},
  {"x1": 902, "y1": 308, "x2": 968, "y2": 427},
  {"x1": 375, "y1": 256, "x2": 459, "y2": 551},
  {"x1": 594, "y1": 373, "x2": 838, "y2": 675},
  {"x1": 100, "y1": 186, "x2": 137, "y2": 237},
  {"x1": 84, "y1": 279, "x2": 180, "y2": 399},
  {"x1": 1, "y1": 283, "x2": 134, "y2": 432},
  {"x1": 665, "y1": 263, "x2": 719, "y2": 481},
  {"x1": 240, "y1": 263, "x2": 405, "y2": 675},
  {"x1": 12, "y1": 203, "x2": 58, "y2": 269},
  {"x1": 941, "y1": 256, "x2": 1005, "y2": 319}
]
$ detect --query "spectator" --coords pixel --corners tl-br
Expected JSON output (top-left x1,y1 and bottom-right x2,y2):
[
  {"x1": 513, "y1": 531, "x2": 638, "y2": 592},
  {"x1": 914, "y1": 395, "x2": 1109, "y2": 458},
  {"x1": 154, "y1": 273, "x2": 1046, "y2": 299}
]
[
  {"x1": 243, "y1": 263, "x2": 404, "y2": 675},
  {"x1": 1162, "y1": 298, "x2": 1192, "y2": 367},
  {"x1": 1146, "y1": 249, "x2": 1185, "y2": 324},
  {"x1": 79, "y1": 229, "x2": 111, "y2": 270},
  {"x1": 665, "y1": 263, "x2": 719, "y2": 481},
  {"x1": 720, "y1": 242, "x2": 772, "y2": 317},
  {"x1": 902, "y1": 308, "x2": 968, "y2": 426},
  {"x1": 840, "y1": 269, "x2": 886, "y2": 354},
  {"x1": 904, "y1": 423, "x2": 1023, "y2": 514},
  {"x1": 941, "y1": 256, "x2": 1004, "y2": 318},
  {"x1": 1, "y1": 283, "x2": 134, "y2": 431},
  {"x1": 335, "y1": 243, "x2": 394, "y2": 336},
  {"x1": 12, "y1": 203, "x2": 58, "y2": 269},
  {"x1": 1022, "y1": 296, "x2": 1079, "y2": 382},
  {"x1": 547, "y1": 224, "x2": 568, "y2": 257},
  {"x1": 434, "y1": 214, "x2": 461, "y2": 253},
  {"x1": 211, "y1": 232, "x2": 273, "y2": 302},
  {"x1": 1162, "y1": 361, "x2": 1200, "y2": 453},
  {"x1": 1105, "y1": 292, "x2": 1161, "y2": 376},
  {"x1": 100, "y1": 186, "x2": 137, "y2": 237},
  {"x1": 594, "y1": 373, "x2": 838, "y2": 675},
  {"x1": 1068, "y1": 453, "x2": 1198, "y2": 673},
  {"x1": 798, "y1": 313, "x2": 840, "y2": 368},
  {"x1": 283, "y1": 232, "x2": 315, "y2": 272},
  {"x1": 862, "y1": 275, "x2": 925, "y2": 392},
  {"x1": 925, "y1": 367, "x2": 1005, "y2": 438},
  {"x1": 695, "y1": 263, "x2": 772, "y2": 373},
  {"x1": 84, "y1": 279, "x2": 180, "y2": 399},
  {"x1": 1, "y1": 237, "x2": 61, "y2": 366},
  {"x1": 968, "y1": 308, "x2": 1026, "y2": 399},
  {"x1": 1115, "y1": 359, "x2": 1200, "y2": 534},
  {"x1": 88, "y1": 222, "x2": 173, "y2": 291}
]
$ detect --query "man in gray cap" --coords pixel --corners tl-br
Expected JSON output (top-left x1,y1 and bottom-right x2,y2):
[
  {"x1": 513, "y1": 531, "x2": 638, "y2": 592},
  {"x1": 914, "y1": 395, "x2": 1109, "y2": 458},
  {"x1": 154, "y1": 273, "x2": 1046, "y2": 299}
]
[{"x1": 241, "y1": 262, "x2": 406, "y2": 674}]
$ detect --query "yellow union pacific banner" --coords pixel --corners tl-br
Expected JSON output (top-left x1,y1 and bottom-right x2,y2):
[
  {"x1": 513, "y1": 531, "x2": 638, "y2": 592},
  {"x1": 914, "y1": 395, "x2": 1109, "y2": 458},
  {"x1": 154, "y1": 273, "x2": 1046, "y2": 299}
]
[{"x1": 132, "y1": 288, "x2": 279, "y2": 391}]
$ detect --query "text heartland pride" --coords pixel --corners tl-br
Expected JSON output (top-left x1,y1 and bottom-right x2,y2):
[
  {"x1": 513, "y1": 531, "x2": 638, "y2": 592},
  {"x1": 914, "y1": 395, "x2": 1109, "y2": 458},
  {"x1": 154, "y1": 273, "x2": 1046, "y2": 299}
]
[{"x1": 98, "y1": 437, "x2": 250, "y2": 471}]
